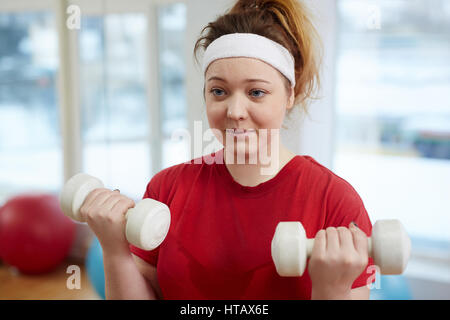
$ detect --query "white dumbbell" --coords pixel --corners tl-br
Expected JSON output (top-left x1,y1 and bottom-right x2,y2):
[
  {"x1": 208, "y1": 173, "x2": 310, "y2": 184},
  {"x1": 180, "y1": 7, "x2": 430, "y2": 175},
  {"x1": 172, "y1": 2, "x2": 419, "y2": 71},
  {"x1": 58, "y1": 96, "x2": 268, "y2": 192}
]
[
  {"x1": 271, "y1": 219, "x2": 411, "y2": 277},
  {"x1": 60, "y1": 173, "x2": 171, "y2": 251}
]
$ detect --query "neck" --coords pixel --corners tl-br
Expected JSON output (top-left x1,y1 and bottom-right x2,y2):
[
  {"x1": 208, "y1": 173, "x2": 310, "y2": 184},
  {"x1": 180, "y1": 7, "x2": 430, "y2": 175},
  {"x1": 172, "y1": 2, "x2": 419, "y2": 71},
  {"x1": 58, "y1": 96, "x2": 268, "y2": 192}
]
[{"x1": 223, "y1": 144, "x2": 295, "y2": 187}]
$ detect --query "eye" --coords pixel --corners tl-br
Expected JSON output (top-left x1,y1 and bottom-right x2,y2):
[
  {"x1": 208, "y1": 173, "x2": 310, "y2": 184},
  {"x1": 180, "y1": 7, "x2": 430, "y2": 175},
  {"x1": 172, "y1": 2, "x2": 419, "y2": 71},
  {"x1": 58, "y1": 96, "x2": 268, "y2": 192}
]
[
  {"x1": 250, "y1": 89, "x2": 266, "y2": 98},
  {"x1": 210, "y1": 88, "x2": 225, "y2": 96}
]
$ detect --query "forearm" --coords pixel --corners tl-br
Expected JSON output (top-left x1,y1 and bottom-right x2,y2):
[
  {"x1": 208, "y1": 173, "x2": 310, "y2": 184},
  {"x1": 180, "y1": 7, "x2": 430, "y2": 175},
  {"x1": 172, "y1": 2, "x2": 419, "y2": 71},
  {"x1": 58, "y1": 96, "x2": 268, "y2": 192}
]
[{"x1": 102, "y1": 246, "x2": 158, "y2": 300}]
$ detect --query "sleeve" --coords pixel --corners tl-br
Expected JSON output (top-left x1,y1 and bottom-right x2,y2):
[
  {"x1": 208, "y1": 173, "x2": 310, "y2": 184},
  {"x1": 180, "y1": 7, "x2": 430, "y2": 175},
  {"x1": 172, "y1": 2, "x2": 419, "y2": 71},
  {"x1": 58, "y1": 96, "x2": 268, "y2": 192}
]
[
  {"x1": 324, "y1": 176, "x2": 376, "y2": 289},
  {"x1": 128, "y1": 173, "x2": 164, "y2": 267}
]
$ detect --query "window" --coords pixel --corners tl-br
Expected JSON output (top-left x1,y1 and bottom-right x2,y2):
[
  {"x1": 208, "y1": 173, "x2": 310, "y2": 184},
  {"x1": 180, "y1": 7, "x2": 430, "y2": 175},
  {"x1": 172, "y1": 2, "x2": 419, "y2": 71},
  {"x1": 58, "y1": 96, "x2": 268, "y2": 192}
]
[
  {"x1": 158, "y1": 3, "x2": 189, "y2": 168},
  {"x1": 334, "y1": 0, "x2": 450, "y2": 247},
  {"x1": 0, "y1": 1, "x2": 189, "y2": 203},
  {"x1": 0, "y1": 12, "x2": 61, "y2": 201},
  {"x1": 79, "y1": 13, "x2": 150, "y2": 199}
]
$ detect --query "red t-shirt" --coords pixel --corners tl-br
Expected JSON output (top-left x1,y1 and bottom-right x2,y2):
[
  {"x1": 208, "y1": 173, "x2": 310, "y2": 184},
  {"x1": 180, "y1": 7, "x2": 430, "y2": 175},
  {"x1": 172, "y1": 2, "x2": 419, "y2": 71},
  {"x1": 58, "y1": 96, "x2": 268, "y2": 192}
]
[{"x1": 129, "y1": 148, "x2": 375, "y2": 299}]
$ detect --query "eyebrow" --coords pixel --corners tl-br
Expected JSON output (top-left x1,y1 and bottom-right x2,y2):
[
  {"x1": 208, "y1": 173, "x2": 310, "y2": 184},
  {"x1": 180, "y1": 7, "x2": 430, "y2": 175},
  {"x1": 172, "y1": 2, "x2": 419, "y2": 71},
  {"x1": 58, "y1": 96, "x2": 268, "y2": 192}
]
[{"x1": 207, "y1": 76, "x2": 272, "y2": 84}]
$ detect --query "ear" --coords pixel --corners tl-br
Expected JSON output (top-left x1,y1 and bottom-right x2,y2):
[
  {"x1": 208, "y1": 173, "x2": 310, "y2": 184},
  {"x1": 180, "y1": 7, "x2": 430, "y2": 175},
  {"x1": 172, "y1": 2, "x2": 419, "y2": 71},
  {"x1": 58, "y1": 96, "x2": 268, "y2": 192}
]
[{"x1": 286, "y1": 86, "x2": 295, "y2": 110}]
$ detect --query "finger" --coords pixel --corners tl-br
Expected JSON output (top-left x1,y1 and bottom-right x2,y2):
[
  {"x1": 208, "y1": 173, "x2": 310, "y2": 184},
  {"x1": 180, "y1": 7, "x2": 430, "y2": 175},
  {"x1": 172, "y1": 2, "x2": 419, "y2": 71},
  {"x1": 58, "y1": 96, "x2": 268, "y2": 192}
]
[
  {"x1": 85, "y1": 193, "x2": 119, "y2": 221},
  {"x1": 337, "y1": 226, "x2": 355, "y2": 253},
  {"x1": 97, "y1": 190, "x2": 125, "y2": 209},
  {"x1": 81, "y1": 188, "x2": 111, "y2": 219},
  {"x1": 82, "y1": 188, "x2": 109, "y2": 209},
  {"x1": 325, "y1": 227, "x2": 339, "y2": 252},
  {"x1": 102, "y1": 194, "x2": 123, "y2": 213},
  {"x1": 349, "y1": 222, "x2": 369, "y2": 256},
  {"x1": 312, "y1": 229, "x2": 326, "y2": 257},
  {"x1": 111, "y1": 197, "x2": 135, "y2": 217},
  {"x1": 84, "y1": 190, "x2": 119, "y2": 216}
]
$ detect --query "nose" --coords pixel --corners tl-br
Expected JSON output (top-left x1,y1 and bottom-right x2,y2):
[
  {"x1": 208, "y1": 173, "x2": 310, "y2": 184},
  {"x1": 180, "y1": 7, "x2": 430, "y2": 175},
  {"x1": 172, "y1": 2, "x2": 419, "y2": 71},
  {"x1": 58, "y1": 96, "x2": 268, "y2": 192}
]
[{"x1": 226, "y1": 93, "x2": 248, "y2": 121}]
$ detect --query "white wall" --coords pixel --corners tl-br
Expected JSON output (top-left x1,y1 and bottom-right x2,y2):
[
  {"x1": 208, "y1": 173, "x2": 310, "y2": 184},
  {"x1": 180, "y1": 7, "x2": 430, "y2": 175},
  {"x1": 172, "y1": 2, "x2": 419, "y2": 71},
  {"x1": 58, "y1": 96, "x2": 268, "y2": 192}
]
[{"x1": 297, "y1": 0, "x2": 337, "y2": 169}]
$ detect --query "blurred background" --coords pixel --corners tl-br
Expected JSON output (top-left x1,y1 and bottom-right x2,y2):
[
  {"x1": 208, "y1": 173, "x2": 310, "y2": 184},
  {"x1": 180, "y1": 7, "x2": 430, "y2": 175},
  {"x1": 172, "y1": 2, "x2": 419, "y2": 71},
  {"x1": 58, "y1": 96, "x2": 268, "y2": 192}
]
[{"x1": 0, "y1": 0, "x2": 448, "y2": 299}]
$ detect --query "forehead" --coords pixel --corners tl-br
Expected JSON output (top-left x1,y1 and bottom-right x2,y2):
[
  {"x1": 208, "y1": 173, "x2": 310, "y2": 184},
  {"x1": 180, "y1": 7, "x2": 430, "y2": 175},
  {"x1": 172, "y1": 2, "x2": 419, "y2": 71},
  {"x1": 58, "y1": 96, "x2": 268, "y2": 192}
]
[{"x1": 205, "y1": 57, "x2": 283, "y2": 82}]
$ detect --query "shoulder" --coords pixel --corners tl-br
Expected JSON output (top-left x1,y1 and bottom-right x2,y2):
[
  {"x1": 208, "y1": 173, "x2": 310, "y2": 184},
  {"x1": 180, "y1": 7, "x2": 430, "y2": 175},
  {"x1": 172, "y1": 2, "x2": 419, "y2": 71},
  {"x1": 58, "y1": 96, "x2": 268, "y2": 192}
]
[
  {"x1": 144, "y1": 155, "x2": 211, "y2": 199},
  {"x1": 150, "y1": 162, "x2": 188, "y2": 186},
  {"x1": 145, "y1": 162, "x2": 190, "y2": 195},
  {"x1": 301, "y1": 156, "x2": 370, "y2": 227},
  {"x1": 300, "y1": 155, "x2": 364, "y2": 206},
  {"x1": 302, "y1": 155, "x2": 358, "y2": 188},
  {"x1": 300, "y1": 155, "x2": 337, "y2": 178}
]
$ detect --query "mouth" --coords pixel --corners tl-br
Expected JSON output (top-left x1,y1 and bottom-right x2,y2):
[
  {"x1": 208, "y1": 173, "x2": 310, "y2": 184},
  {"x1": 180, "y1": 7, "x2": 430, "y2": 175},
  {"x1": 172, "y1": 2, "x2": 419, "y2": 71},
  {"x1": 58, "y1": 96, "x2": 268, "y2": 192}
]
[{"x1": 226, "y1": 128, "x2": 257, "y2": 135}]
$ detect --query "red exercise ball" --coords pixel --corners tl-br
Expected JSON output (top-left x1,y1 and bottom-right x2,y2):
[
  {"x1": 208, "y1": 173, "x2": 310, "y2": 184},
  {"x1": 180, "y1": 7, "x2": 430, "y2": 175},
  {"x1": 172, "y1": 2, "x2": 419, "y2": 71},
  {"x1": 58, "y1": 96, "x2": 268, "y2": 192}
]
[{"x1": 0, "y1": 193, "x2": 76, "y2": 274}]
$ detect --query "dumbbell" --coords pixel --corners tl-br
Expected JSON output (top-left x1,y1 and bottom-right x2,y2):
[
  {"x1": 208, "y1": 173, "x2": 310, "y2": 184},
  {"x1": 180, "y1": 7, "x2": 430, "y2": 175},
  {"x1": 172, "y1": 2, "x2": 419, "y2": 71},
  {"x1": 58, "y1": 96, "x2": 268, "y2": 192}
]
[
  {"x1": 271, "y1": 219, "x2": 411, "y2": 277},
  {"x1": 59, "y1": 173, "x2": 171, "y2": 251}
]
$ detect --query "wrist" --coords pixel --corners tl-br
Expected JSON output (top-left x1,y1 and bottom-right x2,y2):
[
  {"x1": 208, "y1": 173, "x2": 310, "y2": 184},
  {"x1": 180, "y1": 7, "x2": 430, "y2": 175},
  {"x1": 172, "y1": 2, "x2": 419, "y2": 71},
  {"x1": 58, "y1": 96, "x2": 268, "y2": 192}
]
[
  {"x1": 100, "y1": 242, "x2": 132, "y2": 258},
  {"x1": 311, "y1": 283, "x2": 352, "y2": 300}
]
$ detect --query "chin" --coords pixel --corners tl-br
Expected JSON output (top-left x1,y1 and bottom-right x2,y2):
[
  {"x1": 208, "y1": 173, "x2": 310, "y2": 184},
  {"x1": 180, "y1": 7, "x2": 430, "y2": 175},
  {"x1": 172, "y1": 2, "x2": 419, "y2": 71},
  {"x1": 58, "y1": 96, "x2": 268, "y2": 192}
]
[{"x1": 223, "y1": 141, "x2": 260, "y2": 163}]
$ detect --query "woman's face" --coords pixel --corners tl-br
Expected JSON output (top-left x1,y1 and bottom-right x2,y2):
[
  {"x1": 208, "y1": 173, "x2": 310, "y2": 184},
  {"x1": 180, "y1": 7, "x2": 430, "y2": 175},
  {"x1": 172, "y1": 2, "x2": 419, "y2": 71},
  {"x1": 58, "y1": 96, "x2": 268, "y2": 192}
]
[{"x1": 204, "y1": 57, "x2": 294, "y2": 161}]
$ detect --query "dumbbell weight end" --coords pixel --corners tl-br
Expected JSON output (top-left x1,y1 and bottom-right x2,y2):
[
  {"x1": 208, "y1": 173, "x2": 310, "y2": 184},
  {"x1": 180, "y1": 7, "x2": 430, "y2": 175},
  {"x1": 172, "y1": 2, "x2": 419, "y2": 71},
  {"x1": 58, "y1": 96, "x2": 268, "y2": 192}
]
[{"x1": 125, "y1": 198, "x2": 171, "y2": 250}]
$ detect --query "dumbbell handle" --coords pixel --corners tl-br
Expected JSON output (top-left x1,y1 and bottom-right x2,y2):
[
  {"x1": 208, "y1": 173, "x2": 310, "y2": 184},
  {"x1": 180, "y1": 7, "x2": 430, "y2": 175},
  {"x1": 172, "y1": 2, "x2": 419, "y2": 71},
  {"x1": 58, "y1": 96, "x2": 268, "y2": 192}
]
[{"x1": 304, "y1": 238, "x2": 374, "y2": 257}]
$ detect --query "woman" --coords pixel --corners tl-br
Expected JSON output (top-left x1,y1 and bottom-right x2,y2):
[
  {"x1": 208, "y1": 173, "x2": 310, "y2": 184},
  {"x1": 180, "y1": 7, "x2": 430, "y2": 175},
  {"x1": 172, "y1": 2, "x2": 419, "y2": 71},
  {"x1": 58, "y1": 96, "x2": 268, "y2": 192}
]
[{"x1": 80, "y1": 0, "x2": 375, "y2": 300}]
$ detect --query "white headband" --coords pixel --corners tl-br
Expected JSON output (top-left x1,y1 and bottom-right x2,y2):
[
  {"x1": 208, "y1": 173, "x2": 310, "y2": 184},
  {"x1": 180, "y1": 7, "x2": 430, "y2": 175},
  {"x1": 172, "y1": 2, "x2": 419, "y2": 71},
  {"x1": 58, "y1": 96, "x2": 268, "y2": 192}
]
[{"x1": 202, "y1": 33, "x2": 296, "y2": 87}]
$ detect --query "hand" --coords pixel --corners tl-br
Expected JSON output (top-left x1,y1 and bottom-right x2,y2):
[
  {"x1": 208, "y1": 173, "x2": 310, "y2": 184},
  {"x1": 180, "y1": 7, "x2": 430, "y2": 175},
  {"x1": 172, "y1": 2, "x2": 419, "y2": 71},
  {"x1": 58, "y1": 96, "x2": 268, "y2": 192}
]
[
  {"x1": 308, "y1": 222, "x2": 369, "y2": 299},
  {"x1": 80, "y1": 188, "x2": 135, "y2": 254}
]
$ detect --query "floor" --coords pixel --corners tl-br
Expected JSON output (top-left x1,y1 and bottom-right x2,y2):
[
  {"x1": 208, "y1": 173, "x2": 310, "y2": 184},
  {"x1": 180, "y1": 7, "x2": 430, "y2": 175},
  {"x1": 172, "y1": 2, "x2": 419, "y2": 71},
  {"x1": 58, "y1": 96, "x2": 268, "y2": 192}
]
[{"x1": 0, "y1": 258, "x2": 101, "y2": 300}]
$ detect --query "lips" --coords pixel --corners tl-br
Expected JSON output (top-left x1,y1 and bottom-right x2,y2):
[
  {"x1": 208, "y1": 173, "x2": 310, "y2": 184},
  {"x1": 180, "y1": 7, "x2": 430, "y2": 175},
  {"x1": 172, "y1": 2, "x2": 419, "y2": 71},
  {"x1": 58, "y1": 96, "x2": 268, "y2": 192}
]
[{"x1": 226, "y1": 128, "x2": 256, "y2": 133}]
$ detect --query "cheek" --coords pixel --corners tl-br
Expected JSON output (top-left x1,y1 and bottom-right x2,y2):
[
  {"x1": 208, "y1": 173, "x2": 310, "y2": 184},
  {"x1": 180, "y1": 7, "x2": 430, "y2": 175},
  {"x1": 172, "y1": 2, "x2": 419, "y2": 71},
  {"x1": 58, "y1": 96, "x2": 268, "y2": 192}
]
[
  {"x1": 249, "y1": 103, "x2": 284, "y2": 128},
  {"x1": 205, "y1": 104, "x2": 226, "y2": 145},
  {"x1": 206, "y1": 102, "x2": 224, "y2": 124}
]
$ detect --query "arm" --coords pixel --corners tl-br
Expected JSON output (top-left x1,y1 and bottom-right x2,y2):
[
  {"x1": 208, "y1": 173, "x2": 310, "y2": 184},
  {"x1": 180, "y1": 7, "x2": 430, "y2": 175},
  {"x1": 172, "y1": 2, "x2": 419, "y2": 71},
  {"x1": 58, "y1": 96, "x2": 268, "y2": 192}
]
[
  {"x1": 103, "y1": 245, "x2": 159, "y2": 300},
  {"x1": 79, "y1": 188, "x2": 159, "y2": 300},
  {"x1": 132, "y1": 254, "x2": 163, "y2": 299},
  {"x1": 351, "y1": 286, "x2": 370, "y2": 300},
  {"x1": 311, "y1": 285, "x2": 370, "y2": 300},
  {"x1": 311, "y1": 176, "x2": 374, "y2": 300}
]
